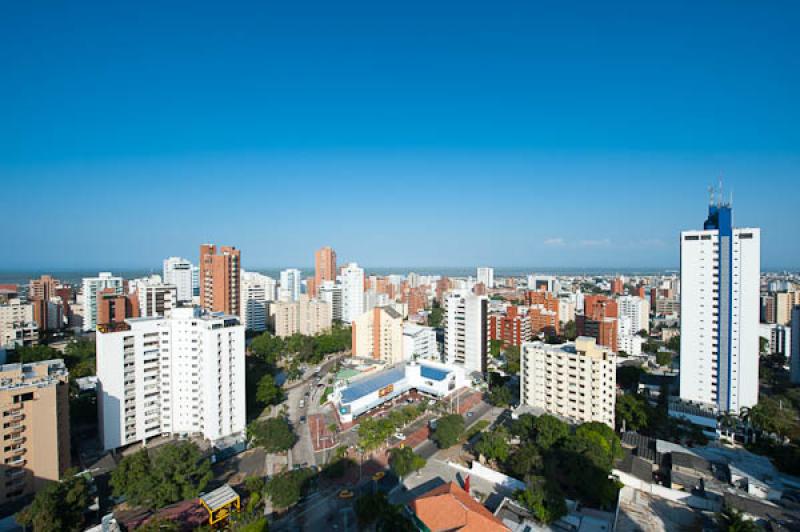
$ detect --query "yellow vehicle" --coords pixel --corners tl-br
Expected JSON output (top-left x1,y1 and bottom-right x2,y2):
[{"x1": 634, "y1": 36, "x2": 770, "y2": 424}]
[
  {"x1": 372, "y1": 472, "x2": 385, "y2": 481},
  {"x1": 338, "y1": 489, "x2": 354, "y2": 499}
]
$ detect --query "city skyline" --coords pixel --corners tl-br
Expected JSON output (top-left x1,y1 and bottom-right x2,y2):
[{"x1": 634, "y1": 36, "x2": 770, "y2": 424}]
[{"x1": 2, "y1": 2, "x2": 799, "y2": 269}]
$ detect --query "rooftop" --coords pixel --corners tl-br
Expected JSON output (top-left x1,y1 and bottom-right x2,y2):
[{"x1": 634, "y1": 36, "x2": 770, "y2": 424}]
[
  {"x1": 409, "y1": 481, "x2": 510, "y2": 532},
  {"x1": 340, "y1": 365, "x2": 406, "y2": 404}
]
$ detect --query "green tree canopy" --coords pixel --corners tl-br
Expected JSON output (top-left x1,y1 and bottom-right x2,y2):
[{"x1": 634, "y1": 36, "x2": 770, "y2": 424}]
[
  {"x1": 255, "y1": 373, "x2": 283, "y2": 406},
  {"x1": 563, "y1": 321, "x2": 577, "y2": 341},
  {"x1": 655, "y1": 351, "x2": 672, "y2": 367},
  {"x1": 250, "y1": 333, "x2": 285, "y2": 364},
  {"x1": 17, "y1": 472, "x2": 90, "y2": 532},
  {"x1": 515, "y1": 477, "x2": 567, "y2": 525},
  {"x1": 615, "y1": 393, "x2": 650, "y2": 432},
  {"x1": 616, "y1": 366, "x2": 644, "y2": 391},
  {"x1": 248, "y1": 417, "x2": 297, "y2": 453},
  {"x1": 533, "y1": 415, "x2": 569, "y2": 450},
  {"x1": 508, "y1": 443, "x2": 543, "y2": 479},
  {"x1": 487, "y1": 385, "x2": 513, "y2": 407},
  {"x1": 432, "y1": 414, "x2": 465, "y2": 449},
  {"x1": 111, "y1": 441, "x2": 212, "y2": 509},
  {"x1": 388, "y1": 447, "x2": 427, "y2": 478},
  {"x1": 474, "y1": 428, "x2": 510, "y2": 462},
  {"x1": 265, "y1": 469, "x2": 314, "y2": 509}
]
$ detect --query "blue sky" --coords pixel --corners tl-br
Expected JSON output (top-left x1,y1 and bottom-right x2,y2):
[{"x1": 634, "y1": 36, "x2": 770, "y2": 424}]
[{"x1": 1, "y1": 1, "x2": 798, "y2": 270}]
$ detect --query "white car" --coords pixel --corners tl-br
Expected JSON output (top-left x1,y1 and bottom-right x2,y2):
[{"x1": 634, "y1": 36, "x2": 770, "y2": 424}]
[{"x1": 394, "y1": 432, "x2": 406, "y2": 441}]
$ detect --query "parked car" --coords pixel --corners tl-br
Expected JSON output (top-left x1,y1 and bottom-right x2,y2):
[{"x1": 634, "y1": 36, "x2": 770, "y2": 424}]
[{"x1": 394, "y1": 432, "x2": 406, "y2": 441}]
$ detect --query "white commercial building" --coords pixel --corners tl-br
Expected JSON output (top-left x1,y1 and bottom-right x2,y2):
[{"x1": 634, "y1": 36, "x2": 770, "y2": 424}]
[
  {"x1": 163, "y1": 257, "x2": 195, "y2": 303},
  {"x1": 240, "y1": 271, "x2": 277, "y2": 332},
  {"x1": 477, "y1": 267, "x2": 495, "y2": 289},
  {"x1": 341, "y1": 263, "x2": 365, "y2": 324},
  {"x1": 81, "y1": 272, "x2": 124, "y2": 331},
  {"x1": 520, "y1": 337, "x2": 617, "y2": 427},
  {"x1": 679, "y1": 198, "x2": 760, "y2": 414},
  {"x1": 332, "y1": 361, "x2": 469, "y2": 423},
  {"x1": 528, "y1": 275, "x2": 559, "y2": 294},
  {"x1": 319, "y1": 281, "x2": 343, "y2": 322},
  {"x1": 279, "y1": 268, "x2": 302, "y2": 302},
  {"x1": 136, "y1": 283, "x2": 178, "y2": 318},
  {"x1": 96, "y1": 307, "x2": 246, "y2": 451},
  {"x1": 444, "y1": 290, "x2": 488, "y2": 375},
  {"x1": 403, "y1": 323, "x2": 439, "y2": 361}
]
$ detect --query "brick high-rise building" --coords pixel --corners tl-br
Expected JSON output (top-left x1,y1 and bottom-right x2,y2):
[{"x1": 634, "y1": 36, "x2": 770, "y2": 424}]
[
  {"x1": 403, "y1": 286, "x2": 427, "y2": 317},
  {"x1": 577, "y1": 294, "x2": 618, "y2": 351},
  {"x1": 200, "y1": 244, "x2": 241, "y2": 316},
  {"x1": 529, "y1": 305, "x2": 559, "y2": 337},
  {"x1": 97, "y1": 288, "x2": 140, "y2": 327},
  {"x1": 490, "y1": 306, "x2": 532, "y2": 347},
  {"x1": 611, "y1": 277, "x2": 624, "y2": 295},
  {"x1": 29, "y1": 275, "x2": 60, "y2": 332},
  {"x1": 314, "y1": 246, "x2": 337, "y2": 295}
]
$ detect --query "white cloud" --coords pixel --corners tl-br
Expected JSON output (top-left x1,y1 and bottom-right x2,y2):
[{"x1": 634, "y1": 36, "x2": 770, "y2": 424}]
[
  {"x1": 544, "y1": 237, "x2": 566, "y2": 246},
  {"x1": 579, "y1": 238, "x2": 612, "y2": 248}
]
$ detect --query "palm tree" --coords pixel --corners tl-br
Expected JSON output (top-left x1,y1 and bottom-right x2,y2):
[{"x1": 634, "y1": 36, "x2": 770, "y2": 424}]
[{"x1": 716, "y1": 505, "x2": 760, "y2": 532}]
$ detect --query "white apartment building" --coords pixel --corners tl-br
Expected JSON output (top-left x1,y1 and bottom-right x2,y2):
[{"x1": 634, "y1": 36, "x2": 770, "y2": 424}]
[
  {"x1": 403, "y1": 323, "x2": 439, "y2": 361},
  {"x1": 477, "y1": 267, "x2": 495, "y2": 289},
  {"x1": 96, "y1": 307, "x2": 245, "y2": 451},
  {"x1": 279, "y1": 268, "x2": 302, "y2": 302},
  {"x1": 618, "y1": 295, "x2": 650, "y2": 334},
  {"x1": 558, "y1": 298, "x2": 576, "y2": 324},
  {"x1": 520, "y1": 337, "x2": 616, "y2": 427},
  {"x1": 82, "y1": 272, "x2": 124, "y2": 331},
  {"x1": 759, "y1": 323, "x2": 791, "y2": 357},
  {"x1": 444, "y1": 290, "x2": 488, "y2": 375},
  {"x1": 679, "y1": 200, "x2": 760, "y2": 413},
  {"x1": 240, "y1": 271, "x2": 277, "y2": 332},
  {"x1": 528, "y1": 275, "x2": 559, "y2": 294},
  {"x1": 163, "y1": 257, "x2": 195, "y2": 303},
  {"x1": 617, "y1": 316, "x2": 643, "y2": 356},
  {"x1": 319, "y1": 281, "x2": 343, "y2": 322},
  {"x1": 0, "y1": 299, "x2": 38, "y2": 348},
  {"x1": 341, "y1": 263, "x2": 365, "y2": 324}
]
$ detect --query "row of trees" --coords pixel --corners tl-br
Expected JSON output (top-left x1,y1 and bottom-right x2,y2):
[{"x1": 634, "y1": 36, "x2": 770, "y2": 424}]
[
  {"x1": 250, "y1": 324, "x2": 351, "y2": 367},
  {"x1": 358, "y1": 402, "x2": 428, "y2": 451}
]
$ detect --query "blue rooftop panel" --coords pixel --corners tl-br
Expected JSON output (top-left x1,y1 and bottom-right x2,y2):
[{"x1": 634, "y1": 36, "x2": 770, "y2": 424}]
[
  {"x1": 420, "y1": 365, "x2": 449, "y2": 381},
  {"x1": 341, "y1": 366, "x2": 406, "y2": 404}
]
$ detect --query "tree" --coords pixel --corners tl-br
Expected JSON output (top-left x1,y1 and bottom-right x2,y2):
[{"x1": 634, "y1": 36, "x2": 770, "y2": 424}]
[
  {"x1": 474, "y1": 429, "x2": 510, "y2": 462},
  {"x1": 616, "y1": 366, "x2": 644, "y2": 391},
  {"x1": 655, "y1": 351, "x2": 672, "y2": 367},
  {"x1": 111, "y1": 441, "x2": 212, "y2": 509},
  {"x1": 12, "y1": 344, "x2": 59, "y2": 364},
  {"x1": 533, "y1": 415, "x2": 569, "y2": 450},
  {"x1": 759, "y1": 337, "x2": 769, "y2": 354},
  {"x1": 716, "y1": 505, "x2": 760, "y2": 532},
  {"x1": 250, "y1": 333, "x2": 285, "y2": 364},
  {"x1": 235, "y1": 517, "x2": 269, "y2": 532},
  {"x1": 563, "y1": 321, "x2": 577, "y2": 341},
  {"x1": 666, "y1": 334, "x2": 680, "y2": 352},
  {"x1": 504, "y1": 345, "x2": 521, "y2": 375},
  {"x1": 265, "y1": 469, "x2": 313, "y2": 509},
  {"x1": 615, "y1": 393, "x2": 650, "y2": 432},
  {"x1": 137, "y1": 518, "x2": 181, "y2": 532},
  {"x1": 432, "y1": 414, "x2": 465, "y2": 449},
  {"x1": 388, "y1": 447, "x2": 427, "y2": 478},
  {"x1": 488, "y1": 385, "x2": 512, "y2": 407},
  {"x1": 489, "y1": 339, "x2": 503, "y2": 357},
  {"x1": 255, "y1": 374, "x2": 283, "y2": 406},
  {"x1": 64, "y1": 338, "x2": 96, "y2": 377},
  {"x1": 643, "y1": 341, "x2": 660, "y2": 355},
  {"x1": 17, "y1": 472, "x2": 90, "y2": 532},
  {"x1": 354, "y1": 492, "x2": 412, "y2": 530},
  {"x1": 510, "y1": 413, "x2": 536, "y2": 439},
  {"x1": 515, "y1": 477, "x2": 567, "y2": 525},
  {"x1": 428, "y1": 304, "x2": 444, "y2": 328},
  {"x1": 508, "y1": 443, "x2": 543, "y2": 479},
  {"x1": 248, "y1": 417, "x2": 297, "y2": 453}
]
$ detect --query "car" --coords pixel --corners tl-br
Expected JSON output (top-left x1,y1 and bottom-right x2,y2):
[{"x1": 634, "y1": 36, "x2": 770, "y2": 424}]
[
  {"x1": 394, "y1": 432, "x2": 406, "y2": 440},
  {"x1": 300, "y1": 416, "x2": 307, "y2": 424},
  {"x1": 338, "y1": 489, "x2": 354, "y2": 499},
  {"x1": 299, "y1": 400, "x2": 305, "y2": 408},
  {"x1": 466, "y1": 411, "x2": 474, "y2": 417}
]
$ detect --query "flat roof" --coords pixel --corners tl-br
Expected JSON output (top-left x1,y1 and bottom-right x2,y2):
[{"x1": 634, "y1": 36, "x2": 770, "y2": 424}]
[
  {"x1": 340, "y1": 366, "x2": 406, "y2": 404},
  {"x1": 420, "y1": 365, "x2": 449, "y2": 381},
  {"x1": 200, "y1": 484, "x2": 239, "y2": 510}
]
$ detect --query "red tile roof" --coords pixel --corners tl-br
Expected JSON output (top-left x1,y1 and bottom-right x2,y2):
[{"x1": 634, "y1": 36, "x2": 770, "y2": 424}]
[{"x1": 409, "y1": 481, "x2": 510, "y2": 532}]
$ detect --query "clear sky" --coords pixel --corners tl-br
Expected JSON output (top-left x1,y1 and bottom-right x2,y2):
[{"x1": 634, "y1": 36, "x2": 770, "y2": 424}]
[{"x1": 2, "y1": 1, "x2": 798, "y2": 270}]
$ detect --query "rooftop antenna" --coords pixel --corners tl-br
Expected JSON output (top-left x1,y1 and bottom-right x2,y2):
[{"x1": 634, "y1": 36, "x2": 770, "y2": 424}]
[{"x1": 708, "y1": 185, "x2": 714, "y2": 206}]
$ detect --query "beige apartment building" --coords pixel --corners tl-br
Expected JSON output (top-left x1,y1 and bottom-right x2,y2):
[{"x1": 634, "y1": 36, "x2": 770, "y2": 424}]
[
  {"x1": 271, "y1": 297, "x2": 332, "y2": 338},
  {"x1": 0, "y1": 359, "x2": 70, "y2": 505},
  {"x1": 0, "y1": 299, "x2": 38, "y2": 349},
  {"x1": 352, "y1": 306, "x2": 405, "y2": 364},
  {"x1": 520, "y1": 337, "x2": 616, "y2": 427}
]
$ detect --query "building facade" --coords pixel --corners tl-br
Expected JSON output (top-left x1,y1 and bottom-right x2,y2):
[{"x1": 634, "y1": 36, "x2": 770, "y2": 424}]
[
  {"x1": 96, "y1": 308, "x2": 246, "y2": 451},
  {"x1": 352, "y1": 306, "x2": 405, "y2": 364},
  {"x1": 341, "y1": 263, "x2": 365, "y2": 324},
  {"x1": 679, "y1": 199, "x2": 760, "y2": 413},
  {"x1": 444, "y1": 290, "x2": 489, "y2": 375},
  {"x1": 240, "y1": 271, "x2": 277, "y2": 332},
  {"x1": 82, "y1": 272, "x2": 124, "y2": 331},
  {"x1": 315, "y1": 246, "x2": 337, "y2": 294},
  {"x1": 279, "y1": 268, "x2": 302, "y2": 302},
  {"x1": 319, "y1": 281, "x2": 343, "y2": 322},
  {"x1": 0, "y1": 359, "x2": 70, "y2": 505},
  {"x1": 199, "y1": 244, "x2": 241, "y2": 316},
  {"x1": 163, "y1": 257, "x2": 195, "y2": 303},
  {"x1": 520, "y1": 337, "x2": 616, "y2": 427},
  {"x1": 477, "y1": 267, "x2": 495, "y2": 289},
  {"x1": 403, "y1": 323, "x2": 438, "y2": 361}
]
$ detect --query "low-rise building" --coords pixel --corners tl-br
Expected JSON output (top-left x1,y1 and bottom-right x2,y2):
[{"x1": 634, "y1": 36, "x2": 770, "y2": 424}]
[
  {"x1": 403, "y1": 323, "x2": 438, "y2": 361},
  {"x1": 520, "y1": 337, "x2": 616, "y2": 427}
]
